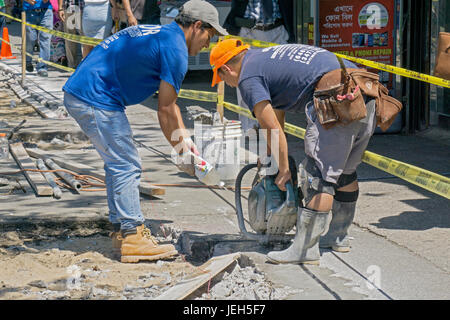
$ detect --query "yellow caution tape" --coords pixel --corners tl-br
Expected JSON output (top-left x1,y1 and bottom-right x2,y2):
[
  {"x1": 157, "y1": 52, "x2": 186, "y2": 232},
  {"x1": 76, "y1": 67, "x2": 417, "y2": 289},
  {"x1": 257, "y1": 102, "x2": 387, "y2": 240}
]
[
  {"x1": 178, "y1": 89, "x2": 217, "y2": 102},
  {"x1": 214, "y1": 35, "x2": 450, "y2": 89},
  {"x1": 0, "y1": 11, "x2": 101, "y2": 46},
  {"x1": 335, "y1": 54, "x2": 450, "y2": 89},
  {"x1": 224, "y1": 101, "x2": 449, "y2": 199},
  {"x1": 362, "y1": 151, "x2": 450, "y2": 199},
  {"x1": 0, "y1": 37, "x2": 75, "y2": 73},
  {"x1": 2, "y1": 12, "x2": 447, "y2": 198}
]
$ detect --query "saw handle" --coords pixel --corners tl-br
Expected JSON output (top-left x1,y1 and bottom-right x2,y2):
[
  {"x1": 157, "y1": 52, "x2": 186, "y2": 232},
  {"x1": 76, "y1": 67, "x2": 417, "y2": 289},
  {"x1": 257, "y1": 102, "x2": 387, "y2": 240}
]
[{"x1": 285, "y1": 180, "x2": 296, "y2": 208}]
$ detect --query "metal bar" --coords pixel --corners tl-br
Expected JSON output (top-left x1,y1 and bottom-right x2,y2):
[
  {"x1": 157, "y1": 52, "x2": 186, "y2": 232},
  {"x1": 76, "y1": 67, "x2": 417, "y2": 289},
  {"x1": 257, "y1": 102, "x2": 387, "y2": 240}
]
[
  {"x1": 36, "y1": 158, "x2": 62, "y2": 199},
  {"x1": 44, "y1": 158, "x2": 81, "y2": 193}
]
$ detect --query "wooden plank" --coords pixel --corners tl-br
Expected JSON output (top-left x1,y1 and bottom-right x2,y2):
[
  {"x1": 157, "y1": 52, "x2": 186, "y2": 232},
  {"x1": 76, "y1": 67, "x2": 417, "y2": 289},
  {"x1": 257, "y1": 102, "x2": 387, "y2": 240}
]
[
  {"x1": 9, "y1": 142, "x2": 53, "y2": 196},
  {"x1": 155, "y1": 253, "x2": 240, "y2": 300},
  {"x1": 26, "y1": 148, "x2": 165, "y2": 196}
]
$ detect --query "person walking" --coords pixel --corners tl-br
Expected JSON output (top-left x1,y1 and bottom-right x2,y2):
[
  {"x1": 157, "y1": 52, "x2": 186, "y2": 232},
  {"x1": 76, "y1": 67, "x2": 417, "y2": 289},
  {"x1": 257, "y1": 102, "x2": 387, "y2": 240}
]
[
  {"x1": 81, "y1": 0, "x2": 112, "y2": 57},
  {"x1": 63, "y1": 0, "x2": 228, "y2": 263},
  {"x1": 23, "y1": 0, "x2": 54, "y2": 77},
  {"x1": 57, "y1": 0, "x2": 84, "y2": 68}
]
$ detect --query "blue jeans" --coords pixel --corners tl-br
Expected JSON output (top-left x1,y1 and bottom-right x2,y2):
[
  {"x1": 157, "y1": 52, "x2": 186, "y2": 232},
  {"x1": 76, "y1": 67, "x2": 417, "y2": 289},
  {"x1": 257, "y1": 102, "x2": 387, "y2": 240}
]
[
  {"x1": 26, "y1": 8, "x2": 53, "y2": 71},
  {"x1": 0, "y1": 7, "x2": 5, "y2": 38},
  {"x1": 63, "y1": 92, "x2": 145, "y2": 231}
]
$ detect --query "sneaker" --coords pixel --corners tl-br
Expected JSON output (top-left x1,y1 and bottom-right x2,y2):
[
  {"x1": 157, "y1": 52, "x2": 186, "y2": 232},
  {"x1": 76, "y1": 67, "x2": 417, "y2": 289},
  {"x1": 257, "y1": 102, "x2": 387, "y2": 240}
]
[
  {"x1": 120, "y1": 224, "x2": 178, "y2": 263},
  {"x1": 26, "y1": 63, "x2": 34, "y2": 72},
  {"x1": 37, "y1": 69, "x2": 48, "y2": 77}
]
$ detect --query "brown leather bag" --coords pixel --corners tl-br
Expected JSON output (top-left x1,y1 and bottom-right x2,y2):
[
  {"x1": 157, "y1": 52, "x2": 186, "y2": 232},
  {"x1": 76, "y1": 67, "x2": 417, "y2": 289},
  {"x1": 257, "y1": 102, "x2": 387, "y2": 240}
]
[
  {"x1": 313, "y1": 57, "x2": 367, "y2": 129},
  {"x1": 375, "y1": 84, "x2": 403, "y2": 132},
  {"x1": 434, "y1": 32, "x2": 450, "y2": 80},
  {"x1": 314, "y1": 59, "x2": 403, "y2": 131},
  {"x1": 351, "y1": 70, "x2": 403, "y2": 131}
]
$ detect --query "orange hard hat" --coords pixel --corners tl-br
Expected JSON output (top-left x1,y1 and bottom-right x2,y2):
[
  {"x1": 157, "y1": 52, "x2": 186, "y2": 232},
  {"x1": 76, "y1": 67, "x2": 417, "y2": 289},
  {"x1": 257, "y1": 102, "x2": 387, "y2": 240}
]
[{"x1": 210, "y1": 38, "x2": 250, "y2": 87}]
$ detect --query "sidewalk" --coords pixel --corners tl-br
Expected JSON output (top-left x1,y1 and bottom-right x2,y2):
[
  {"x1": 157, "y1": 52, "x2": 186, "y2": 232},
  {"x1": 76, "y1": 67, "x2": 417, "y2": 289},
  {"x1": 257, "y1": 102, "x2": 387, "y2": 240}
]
[{"x1": 0, "y1": 20, "x2": 449, "y2": 300}]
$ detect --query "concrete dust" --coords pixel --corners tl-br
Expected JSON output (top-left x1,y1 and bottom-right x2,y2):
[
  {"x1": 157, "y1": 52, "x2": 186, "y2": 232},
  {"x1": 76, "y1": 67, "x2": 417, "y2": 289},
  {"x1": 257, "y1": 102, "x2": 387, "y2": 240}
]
[{"x1": 196, "y1": 263, "x2": 303, "y2": 300}]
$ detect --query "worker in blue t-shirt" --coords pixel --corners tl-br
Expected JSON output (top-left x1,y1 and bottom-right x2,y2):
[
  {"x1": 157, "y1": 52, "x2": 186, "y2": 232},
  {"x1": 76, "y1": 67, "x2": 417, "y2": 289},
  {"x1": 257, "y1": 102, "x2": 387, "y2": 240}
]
[{"x1": 63, "y1": 0, "x2": 228, "y2": 263}]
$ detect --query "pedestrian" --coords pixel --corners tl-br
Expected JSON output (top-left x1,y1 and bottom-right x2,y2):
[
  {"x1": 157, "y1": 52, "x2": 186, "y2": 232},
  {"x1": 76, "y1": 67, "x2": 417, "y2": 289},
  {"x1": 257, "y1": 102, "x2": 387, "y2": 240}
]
[
  {"x1": 223, "y1": 0, "x2": 295, "y2": 133},
  {"x1": 0, "y1": 0, "x2": 6, "y2": 40},
  {"x1": 23, "y1": 0, "x2": 54, "y2": 77},
  {"x1": 81, "y1": 0, "x2": 112, "y2": 58},
  {"x1": 57, "y1": 0, "x2": 84, "y2": 68},
  {"x1": 110, "y1": 0, "x2": 160, "y2": 30},
  {"x1": 209, "y1": 39, "x2": 401, "y2": 265},
  {"x1": 62, "y1": 0, "x2": 228, "y2": 263}
]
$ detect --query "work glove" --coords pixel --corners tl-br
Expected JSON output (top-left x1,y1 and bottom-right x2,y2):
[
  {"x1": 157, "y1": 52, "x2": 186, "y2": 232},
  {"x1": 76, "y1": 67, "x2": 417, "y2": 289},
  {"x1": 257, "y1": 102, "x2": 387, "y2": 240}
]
[{"x1": 183, "y1": 137, "x2": 200, "y2": 156}]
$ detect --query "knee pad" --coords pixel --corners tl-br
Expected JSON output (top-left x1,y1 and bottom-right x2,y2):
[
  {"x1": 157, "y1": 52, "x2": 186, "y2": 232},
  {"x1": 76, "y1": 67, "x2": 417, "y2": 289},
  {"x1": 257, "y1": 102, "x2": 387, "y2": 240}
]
[
  {"x1": 298, "y1": 157, "x2": 335, "y2": 205},
  {"x1": 336, "y1": 172, "x2": 358, "y2": 189},
  {"x1": 334, "y1": 189, "x2": 359, "y2": 202},
  {"x1": 334, "y1": 172, "x2": 359, "y2": 202}
]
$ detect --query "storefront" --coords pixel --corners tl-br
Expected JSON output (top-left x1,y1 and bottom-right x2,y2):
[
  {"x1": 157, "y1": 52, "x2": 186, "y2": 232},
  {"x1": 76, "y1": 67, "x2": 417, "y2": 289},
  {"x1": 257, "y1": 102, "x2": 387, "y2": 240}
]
[{"x1": 294, "y1": 0, "x2": 449, "y2": 132}]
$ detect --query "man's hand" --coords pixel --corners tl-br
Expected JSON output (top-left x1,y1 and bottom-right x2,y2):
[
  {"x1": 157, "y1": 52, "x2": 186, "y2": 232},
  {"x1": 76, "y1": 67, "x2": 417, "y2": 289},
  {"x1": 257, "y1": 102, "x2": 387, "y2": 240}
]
[
  {"x1": 127, "y1": 14, "x2": 138, "y2": 26},
  {"x1": 59, "y1": 10, "x2": 66, "y2": 22},
  {"x1": 183, "y1": 137, "x2": 200, "y2": 156},
  {"x1": 275, "y1": 168, "x2": 291, "y2": 192},
  {"x1": 24, "y1": 0, "x2": 37, "y2": 5}
]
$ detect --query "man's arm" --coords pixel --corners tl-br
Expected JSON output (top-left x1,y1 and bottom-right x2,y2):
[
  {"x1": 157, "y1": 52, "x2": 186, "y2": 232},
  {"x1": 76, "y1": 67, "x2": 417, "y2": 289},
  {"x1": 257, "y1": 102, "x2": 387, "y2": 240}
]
[
  {"x1": 121, "y1": 0, "x2": 138, "y2": 26},
  {"x1": 253, "y1": 100, "x2": 290, "y2": 191},
  {"x1": 58, "y1": 0, "x2": 65, "y2": 21},
  {"x1": 157, "y1": 80, "x2": 192, "y2": 153}
]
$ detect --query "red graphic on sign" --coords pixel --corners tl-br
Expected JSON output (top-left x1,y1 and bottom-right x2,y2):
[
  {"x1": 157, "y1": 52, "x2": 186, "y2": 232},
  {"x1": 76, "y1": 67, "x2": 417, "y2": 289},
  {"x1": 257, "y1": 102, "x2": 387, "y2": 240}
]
[{"x1": 318, "y1": 0, "x2": 395, "y2": 87}]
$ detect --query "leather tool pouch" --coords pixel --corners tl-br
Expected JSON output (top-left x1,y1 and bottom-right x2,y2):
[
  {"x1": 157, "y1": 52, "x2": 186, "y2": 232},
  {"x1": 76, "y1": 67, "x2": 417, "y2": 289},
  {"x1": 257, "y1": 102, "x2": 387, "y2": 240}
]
[
  {"x1": 375, "y1": 85, "x2": 403, "y2": 131},
  {"x1": 313, "y1": 57, "x2": 367, "y2": 129},
  {"x1": 314, "y1": 57, "x2": 403, "y2": 131},
  {"x1": 350, "y1": 69, "x2": 403, "y2": 131},
  {"x1": 434, "y1": 32, "x2": 450, "y2": 80}
]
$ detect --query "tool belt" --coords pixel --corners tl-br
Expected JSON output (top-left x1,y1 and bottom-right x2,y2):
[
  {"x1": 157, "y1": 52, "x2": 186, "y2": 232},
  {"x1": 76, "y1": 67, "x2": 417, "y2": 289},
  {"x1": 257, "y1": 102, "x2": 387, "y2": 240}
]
[{"x1": 313, "y1": 56, "x2": 402, "y2": 131}]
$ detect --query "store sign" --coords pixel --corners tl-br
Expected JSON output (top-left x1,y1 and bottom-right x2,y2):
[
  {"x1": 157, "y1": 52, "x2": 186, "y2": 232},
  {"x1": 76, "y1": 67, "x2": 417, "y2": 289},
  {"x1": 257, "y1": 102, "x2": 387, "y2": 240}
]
[{"x1": 319, "y1": 0, "x2": 395, "y2": 87}]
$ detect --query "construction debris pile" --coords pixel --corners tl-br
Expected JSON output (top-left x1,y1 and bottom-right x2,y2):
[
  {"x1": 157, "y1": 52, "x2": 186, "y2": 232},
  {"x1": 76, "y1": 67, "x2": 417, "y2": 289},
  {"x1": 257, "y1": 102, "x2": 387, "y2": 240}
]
[{"x1": 197, "y1": 263, "x2": 303, "y2": 300}]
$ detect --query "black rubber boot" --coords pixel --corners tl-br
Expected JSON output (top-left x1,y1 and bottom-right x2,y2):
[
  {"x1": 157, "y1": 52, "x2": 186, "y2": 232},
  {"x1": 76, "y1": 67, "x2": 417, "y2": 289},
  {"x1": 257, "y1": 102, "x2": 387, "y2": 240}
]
[{"x1": 319, "y1": 200, "x2": 356, "y2": 252}]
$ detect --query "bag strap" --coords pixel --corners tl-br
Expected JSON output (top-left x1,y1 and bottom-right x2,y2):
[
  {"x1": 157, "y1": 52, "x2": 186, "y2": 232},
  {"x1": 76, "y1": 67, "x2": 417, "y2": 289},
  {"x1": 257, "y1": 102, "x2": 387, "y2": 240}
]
[{"x1": 336, "y1": 55, "x2": 350, "y2": 80}]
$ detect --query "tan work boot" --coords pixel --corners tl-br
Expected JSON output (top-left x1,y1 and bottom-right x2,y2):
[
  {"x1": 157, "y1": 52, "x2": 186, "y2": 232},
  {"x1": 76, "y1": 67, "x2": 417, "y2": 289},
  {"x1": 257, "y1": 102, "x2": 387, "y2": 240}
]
[
  {"x1": 120, "y1": 224, "x2": 178, "y2": 263},
  {"x1": 109, "y1": 223, "x2": 122, "y2": 255}
]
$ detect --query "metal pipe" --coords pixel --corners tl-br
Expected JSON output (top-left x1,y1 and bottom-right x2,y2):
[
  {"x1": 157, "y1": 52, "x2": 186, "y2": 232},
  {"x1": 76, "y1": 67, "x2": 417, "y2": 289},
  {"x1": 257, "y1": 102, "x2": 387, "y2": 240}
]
[
  {"x1": 44, "y1": 158, "x2": 81, "y2": 193},
  {"x1": 36, "y1": 159, "x2": 62, "y2": 199}
]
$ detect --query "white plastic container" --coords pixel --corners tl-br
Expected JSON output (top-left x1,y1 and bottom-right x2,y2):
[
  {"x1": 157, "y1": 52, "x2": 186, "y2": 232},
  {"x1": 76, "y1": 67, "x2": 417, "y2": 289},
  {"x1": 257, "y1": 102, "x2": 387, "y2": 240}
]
[
  {"x1": 0, "y1": 133, "x2": 9, "y2": 160},
  {"x1": 194, "y1": 120, "x2": 242, "y2": 185}
]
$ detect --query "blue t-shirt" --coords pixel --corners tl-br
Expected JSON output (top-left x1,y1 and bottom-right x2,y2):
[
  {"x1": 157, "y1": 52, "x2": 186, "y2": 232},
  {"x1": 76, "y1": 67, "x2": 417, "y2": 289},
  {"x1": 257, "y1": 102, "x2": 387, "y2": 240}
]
[
  {"x1": 63, "y1": 22, "x2": 188, "y2": 111},
  {"x1": 238, "y1": 44, "x2": 358, "y2": 114},
  {"x1": 23, "y1": 0, "x2": 52, "y2": 10}
]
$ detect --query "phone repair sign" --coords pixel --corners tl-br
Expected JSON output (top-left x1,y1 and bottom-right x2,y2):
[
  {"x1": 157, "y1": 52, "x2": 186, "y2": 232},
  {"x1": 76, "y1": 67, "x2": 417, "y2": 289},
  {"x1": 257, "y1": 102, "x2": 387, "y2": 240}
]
[{"x1": 318, "y1": 0, "x2": 396, "y2": 88}]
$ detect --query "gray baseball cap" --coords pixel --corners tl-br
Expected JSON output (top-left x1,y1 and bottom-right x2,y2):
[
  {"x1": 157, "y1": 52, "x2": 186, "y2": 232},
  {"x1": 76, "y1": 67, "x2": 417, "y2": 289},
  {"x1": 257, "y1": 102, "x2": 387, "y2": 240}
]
[{"x1": 180, "y1": 0, "x2": 229, "y2": 36}]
